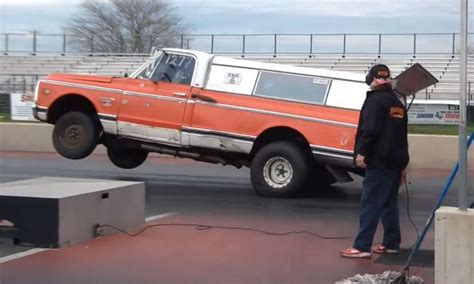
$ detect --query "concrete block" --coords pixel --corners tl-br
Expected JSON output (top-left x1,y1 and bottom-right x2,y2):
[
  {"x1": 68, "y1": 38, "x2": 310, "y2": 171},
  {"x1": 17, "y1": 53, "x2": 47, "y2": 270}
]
[
  {"x1": 435, "y1": 206, "x2": 474, "y2": 284},
  {"x1": 0, "y1": 177, "x2": 145, "y2": 248}
]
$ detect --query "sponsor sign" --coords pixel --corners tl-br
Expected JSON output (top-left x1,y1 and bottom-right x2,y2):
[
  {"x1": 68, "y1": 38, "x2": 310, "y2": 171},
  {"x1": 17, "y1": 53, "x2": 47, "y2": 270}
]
[
  {"x1": 10, "y1": 93, "x2": 37, "y2": 121},
  {"x1": 408, "y1": 101, "x2": 460, "y2": 125}
]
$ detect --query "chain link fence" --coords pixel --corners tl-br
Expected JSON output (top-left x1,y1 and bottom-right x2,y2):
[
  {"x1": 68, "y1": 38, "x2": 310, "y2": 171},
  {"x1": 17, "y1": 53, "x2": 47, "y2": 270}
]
[
  {"x1": 0, "y1": 75, "x2": 37, "y2": 121},
  {"x1": 0, "y1": 92, "x2": 10, "y2": 120}
]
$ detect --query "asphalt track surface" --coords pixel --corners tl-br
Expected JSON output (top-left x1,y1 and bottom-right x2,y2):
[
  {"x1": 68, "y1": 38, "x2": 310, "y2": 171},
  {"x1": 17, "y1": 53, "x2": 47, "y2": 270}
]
[{"x1": 0, "y1": 151, "x2": 473, "y2": 283}]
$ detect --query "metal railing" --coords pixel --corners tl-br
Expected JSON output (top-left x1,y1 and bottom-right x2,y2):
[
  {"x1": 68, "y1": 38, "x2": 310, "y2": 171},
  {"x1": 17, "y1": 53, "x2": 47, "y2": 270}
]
[
  {"x1": 180, "y1": 33, "x2": 471, "y2": 56},
  {"x1": 1, "y1": 32, "x2": 473, "y2": 56}
]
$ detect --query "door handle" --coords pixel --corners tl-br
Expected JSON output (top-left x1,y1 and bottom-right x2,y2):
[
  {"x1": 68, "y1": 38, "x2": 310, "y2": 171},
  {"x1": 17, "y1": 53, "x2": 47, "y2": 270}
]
[
  {"x1": 191, "y1": 94, "x2": 217, "y2": 104},
  {"x1": 173, "y1": 92, "x2": 187, "y2": 97},
  {"x1": 101, "y1": 97, "x2": 116, "y2": 101}
]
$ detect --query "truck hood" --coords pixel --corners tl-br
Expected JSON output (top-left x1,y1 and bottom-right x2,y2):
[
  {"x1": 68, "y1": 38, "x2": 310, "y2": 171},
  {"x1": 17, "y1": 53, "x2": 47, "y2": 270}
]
[{"x1": 47, "y1": 73, "x2": 116, "y2": 84}]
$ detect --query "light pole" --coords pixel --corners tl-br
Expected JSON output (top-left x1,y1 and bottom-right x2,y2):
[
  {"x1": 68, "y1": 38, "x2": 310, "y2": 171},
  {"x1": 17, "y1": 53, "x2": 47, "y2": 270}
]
[{"x1": 459, "y1": 0, "x2": 469, "y2": 210}]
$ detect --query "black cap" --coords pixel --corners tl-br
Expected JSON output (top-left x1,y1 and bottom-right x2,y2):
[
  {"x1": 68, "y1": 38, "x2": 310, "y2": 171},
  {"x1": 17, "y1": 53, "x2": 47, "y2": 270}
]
[{"x1": 365, "y1": 64, "x2": 391, "y2": 85}]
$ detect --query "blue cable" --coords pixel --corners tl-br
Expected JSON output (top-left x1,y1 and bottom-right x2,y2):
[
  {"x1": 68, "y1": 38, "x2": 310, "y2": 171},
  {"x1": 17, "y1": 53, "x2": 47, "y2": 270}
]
[{"x1": 403, "y1": 129, "x2": 474, "y2": 270}]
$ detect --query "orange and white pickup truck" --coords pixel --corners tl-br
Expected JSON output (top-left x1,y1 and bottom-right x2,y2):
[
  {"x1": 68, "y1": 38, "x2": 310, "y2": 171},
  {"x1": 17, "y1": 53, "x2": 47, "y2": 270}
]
[{"x1": 33, "y1": 48, "x2": 436, "y2": 197}]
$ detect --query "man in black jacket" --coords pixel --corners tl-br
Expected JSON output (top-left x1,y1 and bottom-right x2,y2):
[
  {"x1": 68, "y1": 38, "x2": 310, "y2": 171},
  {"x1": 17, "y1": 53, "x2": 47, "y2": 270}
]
[{"x1": 340, "y1": 64, "x2": 409, "y2": 258}]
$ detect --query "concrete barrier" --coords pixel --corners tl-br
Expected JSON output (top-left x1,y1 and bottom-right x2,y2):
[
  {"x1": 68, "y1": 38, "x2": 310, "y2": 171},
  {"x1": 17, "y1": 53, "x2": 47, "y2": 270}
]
[
  {"x1": 435, "y1": 206, "x2": 474, "y2": 283},
  {"x1": 0, "y1": 123, "x2": 472, "y2": 170},
  {"x1": 407, "y1": 134, "x2": 473, "y2": 170},
  {"x1": 0, "y1": 123, "x2": 108, "y2": 154}
]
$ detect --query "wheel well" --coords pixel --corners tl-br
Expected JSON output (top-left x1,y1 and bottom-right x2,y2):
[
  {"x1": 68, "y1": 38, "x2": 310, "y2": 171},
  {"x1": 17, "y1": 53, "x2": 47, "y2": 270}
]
[
  {"x1": 47, "y1": 94, "x2": 98, "y2": 124},
  {"x1": 251, "y1": 127, "x2": 312, "y2": 157}
]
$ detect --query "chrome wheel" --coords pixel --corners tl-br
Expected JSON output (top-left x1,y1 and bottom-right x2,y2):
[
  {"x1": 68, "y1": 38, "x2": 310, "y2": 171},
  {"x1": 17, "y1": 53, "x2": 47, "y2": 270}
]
[{"x1": 263, "y1": 157, "x2": 293, "y2": 188}]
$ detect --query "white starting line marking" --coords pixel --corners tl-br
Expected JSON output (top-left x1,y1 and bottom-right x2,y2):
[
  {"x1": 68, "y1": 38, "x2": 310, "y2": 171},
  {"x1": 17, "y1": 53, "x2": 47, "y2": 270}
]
[
  {"x1": 145, "y1": 212, "x2": 178, "y2": 222},
  {"x1": 0, "y1": 248, "x2": 49, "y2": 264}
]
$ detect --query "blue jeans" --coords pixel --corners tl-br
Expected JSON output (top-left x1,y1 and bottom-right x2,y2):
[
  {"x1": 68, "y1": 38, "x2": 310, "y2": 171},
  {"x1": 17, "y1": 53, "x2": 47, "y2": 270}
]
[{"x1": 353, "y1": 168, "x2": 402, "y2": 252}]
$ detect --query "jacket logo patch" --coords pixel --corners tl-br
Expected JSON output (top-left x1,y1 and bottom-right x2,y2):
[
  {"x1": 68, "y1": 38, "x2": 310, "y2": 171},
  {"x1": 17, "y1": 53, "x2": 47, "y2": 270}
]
[{"x1": 390, "y1": 107, "x2": 405, "y2": 119}]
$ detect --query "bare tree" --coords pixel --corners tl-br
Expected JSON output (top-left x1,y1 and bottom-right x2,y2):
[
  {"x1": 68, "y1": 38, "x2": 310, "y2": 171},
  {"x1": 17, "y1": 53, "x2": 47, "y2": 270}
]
[{"x1": 65, "y1": 0, "x2": 186, "y2": 53}]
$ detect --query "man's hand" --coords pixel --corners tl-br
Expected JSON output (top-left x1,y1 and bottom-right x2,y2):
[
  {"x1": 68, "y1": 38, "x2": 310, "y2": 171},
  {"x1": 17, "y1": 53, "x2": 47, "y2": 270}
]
[{"x1": 356, "y1": 154, "x2": 367, "y2": 169}]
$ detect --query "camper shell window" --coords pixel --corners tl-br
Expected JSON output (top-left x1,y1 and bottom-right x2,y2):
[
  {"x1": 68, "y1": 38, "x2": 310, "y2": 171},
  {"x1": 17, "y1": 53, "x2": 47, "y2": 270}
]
[{"x1": 254, "y1": 71, "x2": 330, "y2": 105}]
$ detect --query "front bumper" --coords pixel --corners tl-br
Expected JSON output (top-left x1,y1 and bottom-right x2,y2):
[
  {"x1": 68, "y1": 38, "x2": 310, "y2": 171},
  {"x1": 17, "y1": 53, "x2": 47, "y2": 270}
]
[{"x1": 32, "y1": 106, "x2": 48, "y2": 122}]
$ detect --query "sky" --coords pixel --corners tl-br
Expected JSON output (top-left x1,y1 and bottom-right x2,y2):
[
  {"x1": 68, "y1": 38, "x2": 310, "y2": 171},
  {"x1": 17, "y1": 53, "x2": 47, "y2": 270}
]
[
  {"x1": 0, "y1": 0, "x2": 470, "y2": 34},
  {"x1": 0, "y1": 0, "x2": 472, "y2": 53}
]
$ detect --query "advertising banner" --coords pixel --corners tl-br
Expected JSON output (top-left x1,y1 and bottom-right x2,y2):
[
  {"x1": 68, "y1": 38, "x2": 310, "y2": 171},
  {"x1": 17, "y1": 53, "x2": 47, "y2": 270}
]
[
  {"x1": 408, "y1": 100, "x2": 460, "y2": 125},
  {"x1": 10, "y1": 93, "x2": 37, "y2": 121}
]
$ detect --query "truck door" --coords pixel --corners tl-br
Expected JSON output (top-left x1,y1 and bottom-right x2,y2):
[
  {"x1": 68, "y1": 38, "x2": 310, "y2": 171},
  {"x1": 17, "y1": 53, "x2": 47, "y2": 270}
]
[{"x1": 117, "y1": 53, "x2": 196, "y2": 146}]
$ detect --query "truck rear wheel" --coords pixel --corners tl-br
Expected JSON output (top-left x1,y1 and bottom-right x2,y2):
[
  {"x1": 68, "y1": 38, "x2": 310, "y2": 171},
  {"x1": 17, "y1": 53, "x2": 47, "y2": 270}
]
[
  {"x1": 107, "y1": 144, "x2": 148, "y2": 169},
  {"x1": 52, "y1": 111, "x2": 100, "y2": 160},
  {"x1": 250, "y1": 141, "x2": 310, "y2": 198}
]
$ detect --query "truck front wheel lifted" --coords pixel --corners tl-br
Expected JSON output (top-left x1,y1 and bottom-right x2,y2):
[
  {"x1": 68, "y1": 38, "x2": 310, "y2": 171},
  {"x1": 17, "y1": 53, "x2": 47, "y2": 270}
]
[
  {"x1": 52, "y1": 111, "x2": 100, "y2": 160},
  {"x1": 251, "y1": 141, "x2": 310, "y2": 198}
]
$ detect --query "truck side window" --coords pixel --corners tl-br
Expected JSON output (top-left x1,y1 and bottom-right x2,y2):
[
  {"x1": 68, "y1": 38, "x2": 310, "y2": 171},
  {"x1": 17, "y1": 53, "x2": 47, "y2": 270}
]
[
  {"x1": 136, "y1": 53, "x2": 163, "y2": 79},
  {"x1": 254, "y1": 71, "x2": 330, "y2": 105},
  {"x1": 150, "y1": 53, "x2": 196, "y2": 85}
]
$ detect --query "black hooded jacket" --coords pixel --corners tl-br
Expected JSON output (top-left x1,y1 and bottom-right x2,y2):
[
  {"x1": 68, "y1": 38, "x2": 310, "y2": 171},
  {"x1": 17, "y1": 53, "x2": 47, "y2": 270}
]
[{"x1": 354, "y1": 87, "x2": 410, "y2": 171}]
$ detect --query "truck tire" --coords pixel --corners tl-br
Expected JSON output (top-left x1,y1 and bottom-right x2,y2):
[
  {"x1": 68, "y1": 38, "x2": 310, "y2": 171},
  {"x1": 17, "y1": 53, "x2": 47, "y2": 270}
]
[
  {"x1": 107, "y1": 145, "x2": 148, "y2": 169},
  {"x1": 52, "y1": 111, "x2": 100, "y2": 160},
  {"x1": 251, "y1": 141, "x2": 310, "y2": 198}
]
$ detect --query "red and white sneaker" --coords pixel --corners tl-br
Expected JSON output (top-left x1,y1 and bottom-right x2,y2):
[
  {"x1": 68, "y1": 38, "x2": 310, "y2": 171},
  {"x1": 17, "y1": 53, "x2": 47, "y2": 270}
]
[
  {"x1": 339, "y1": 247, "x2": 371, "y2": 258},
  {"x1": 0, "y1": 220, "x2": 13, "y2": 227},
  {"x1": 372, "y1": 244, "x2": 399, "y2": 255}
]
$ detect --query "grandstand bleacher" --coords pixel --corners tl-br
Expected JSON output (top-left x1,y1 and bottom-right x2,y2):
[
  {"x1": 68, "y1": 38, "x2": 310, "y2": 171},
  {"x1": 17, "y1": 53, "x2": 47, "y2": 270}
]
[{"x1": 0, "y1": 53, "x2": 472, "y2": 101}]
